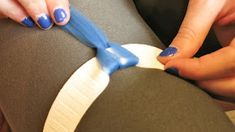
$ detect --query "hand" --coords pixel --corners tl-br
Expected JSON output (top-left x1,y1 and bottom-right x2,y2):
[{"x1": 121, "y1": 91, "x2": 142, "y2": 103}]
[
  {"x1": 157, "y1": 0, "x2": 235, "y2": 99},
  {"x1": 0, "y1": 0, "x2": 70, "y2": 30}
]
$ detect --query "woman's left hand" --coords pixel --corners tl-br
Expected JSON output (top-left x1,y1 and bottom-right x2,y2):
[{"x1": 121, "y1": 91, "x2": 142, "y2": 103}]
[{"x1": 0, "y1": 0, "x2": 70, "y2": 30}]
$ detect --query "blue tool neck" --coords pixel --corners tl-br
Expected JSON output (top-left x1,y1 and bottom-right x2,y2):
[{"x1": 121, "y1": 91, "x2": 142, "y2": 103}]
[{"x1": 61, "y1": 6, "x2": 139, "y2": 75}]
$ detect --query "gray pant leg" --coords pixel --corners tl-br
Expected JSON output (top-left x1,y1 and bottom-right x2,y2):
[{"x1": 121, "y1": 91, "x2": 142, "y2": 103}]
[{"x1": 0, "y1": 0, "x2": 234, "y2": 132}]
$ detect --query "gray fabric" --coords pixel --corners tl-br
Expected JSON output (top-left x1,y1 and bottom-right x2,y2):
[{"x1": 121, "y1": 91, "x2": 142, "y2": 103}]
[
  {"x1": 77, "y1": 68, "x2": 234, "y2": 132},
  {"x1": 0, "y1": 0, "x2": 234, "y2": 132}
]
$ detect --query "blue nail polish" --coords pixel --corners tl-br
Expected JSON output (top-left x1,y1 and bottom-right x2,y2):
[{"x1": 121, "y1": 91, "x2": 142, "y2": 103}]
[
  {"x1": 37, "y1": 14, "x2": 53, "y2": 29},
  {"x1": 165, "y1": 68, "x2": 179, "y2": 76},
  {"x1": 54, "y1": 8, "x2": 67, "y2": 23},
  {"x1": 21, "y1": 17, "x2": 34, "y2": 27},
  {"x1": 159, "y1": 47, "x2": 177, "y2": 57}
]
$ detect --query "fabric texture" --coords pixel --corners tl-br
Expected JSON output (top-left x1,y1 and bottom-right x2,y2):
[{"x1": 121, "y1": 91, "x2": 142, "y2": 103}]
[{"x1": 0, "y1": 0, "x2": 234, "y2": 132}]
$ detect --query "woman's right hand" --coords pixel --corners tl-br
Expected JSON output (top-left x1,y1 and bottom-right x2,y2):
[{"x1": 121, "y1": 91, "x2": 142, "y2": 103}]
[
  {"x1": 0, "y1": 0, "x2": 70, "y2": 30},
  {"x1": 157, "y1": 0, "x2": 235, "y2": 99}
]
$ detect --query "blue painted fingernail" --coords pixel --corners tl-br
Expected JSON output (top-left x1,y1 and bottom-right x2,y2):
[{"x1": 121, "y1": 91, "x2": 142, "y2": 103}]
[
  {"x1": 21, "y1": 17, "x2": 34, "y2": 27},
  {"x1": 37, "y1": 14, "x2": 53, "y2": 29},
  {"x1": 159, "y1": 47, "x2": 177, "y2": 57},
  {"x1": 54, "y1": 8, "x2": 67, "y2": 23},
  {"x1": 165, "y1": 67, "x2": 179, "y2": 76}
]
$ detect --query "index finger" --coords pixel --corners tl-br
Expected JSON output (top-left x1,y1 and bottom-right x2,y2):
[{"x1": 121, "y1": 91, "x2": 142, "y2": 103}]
[
  {"x1": 165, "y1": 44, "x2": 235, "y2": 80},
  {"x1": 158, "y1": 0, "x2": 226, "y2": 63}
]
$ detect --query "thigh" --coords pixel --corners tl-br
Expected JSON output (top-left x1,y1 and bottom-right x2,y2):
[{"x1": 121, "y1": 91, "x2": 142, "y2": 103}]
[
  {"x1": 77, "y1": 68, "x2": 235, "y2": 132},
  {"x1": 0, "y1": 0, "x2": 233, "y2": 132},
  {"x1": 0, "y1": 0, "x2": 163, "y2": 131}
]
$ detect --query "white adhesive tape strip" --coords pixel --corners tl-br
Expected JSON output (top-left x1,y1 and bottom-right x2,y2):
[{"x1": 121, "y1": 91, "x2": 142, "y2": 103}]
[
  {"x1": 43, "y1": 44, "x2": 164, "y2": 132},
  {"x1": 122, "y1": 44, "x2": 164, "y2": 70}
]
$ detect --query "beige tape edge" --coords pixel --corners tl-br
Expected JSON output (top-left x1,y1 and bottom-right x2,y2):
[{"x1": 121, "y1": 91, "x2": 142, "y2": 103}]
[{"x1": 43, "y1": 44, "x2": 164, "y2": 132}]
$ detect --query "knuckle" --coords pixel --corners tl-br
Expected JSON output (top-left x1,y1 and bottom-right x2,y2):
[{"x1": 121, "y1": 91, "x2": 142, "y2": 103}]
[
  {"x1": 190, "y1": 58, "x2": 205, "y2": 79},
  {"x1": 178, "y1": 26, "x2": 197, "y2": 40},
  {"x1": 176, "y1": 26, "x2": 201, "y2": 45},
  {"x1": 197, "y1": 81, "x2": 208, "y2": 89}
]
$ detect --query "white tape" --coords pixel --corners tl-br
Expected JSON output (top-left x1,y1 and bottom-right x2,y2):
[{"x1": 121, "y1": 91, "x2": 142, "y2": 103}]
[{"x1": 43, "y1": 44, "x2": 164, "y2": 132}]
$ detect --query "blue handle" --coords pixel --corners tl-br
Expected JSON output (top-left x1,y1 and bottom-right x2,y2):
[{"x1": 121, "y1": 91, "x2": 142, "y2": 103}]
[{"x1": 61, "y1": 6, "x2": 138, "y2": 75}]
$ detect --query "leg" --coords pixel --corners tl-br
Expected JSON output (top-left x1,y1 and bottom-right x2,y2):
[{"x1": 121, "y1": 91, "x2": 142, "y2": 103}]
[
  {"x1": 77, "y1": 68, "x2": 234, "y2": 132},
  {"x1": 0, "y1": 0, "x2": 234, "y2": 131}
]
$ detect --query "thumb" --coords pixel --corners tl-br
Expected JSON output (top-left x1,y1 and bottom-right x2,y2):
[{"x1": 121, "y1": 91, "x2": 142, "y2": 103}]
[
  {"x1": 165, "y1": 45, "x2": 235, "y2": 81},
  {"x1": 158, "y1": 0, "x2": 225, "y2": 64}
]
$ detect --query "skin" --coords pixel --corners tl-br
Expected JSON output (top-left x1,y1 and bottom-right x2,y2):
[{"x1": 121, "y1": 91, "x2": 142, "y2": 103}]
[
  {"x1": 0, "y1": 0, "x2": 70, "y2": 29},
  {"x1": 158, "y1": 0, "x2": 235, "y2": 100}
]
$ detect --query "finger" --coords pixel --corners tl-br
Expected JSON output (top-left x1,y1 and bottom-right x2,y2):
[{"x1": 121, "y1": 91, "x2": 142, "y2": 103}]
[
  {"x1": 18, "y1": 0, "x2": 53, "y2": 30},
  {"x1": 0, "y1": 12, "x2": 6, "y2": 19},
  {"x1": 46, "y1": 0, "x2": 70, "y2": 26},
  {"x1": 214, "y1": 99, "x2": 235, "y2": 111},
  {"x1": 158, "y1": 0, "x2": 226, "y2": 64},
  {"x1": 217, "y1": 12, "x2": 235, "y2": 26},
  {"x1": 214, "y1": 24, "x2": 235, "y2": 47},
  {"x1": 0, "y1": 0, "x2": 34, "y2": 27},
  {"x1": 198, "y1": 75, "x2": 235, "y2": 99},
  {"x1": 216, "y1": 0, "x2": 235, "y2": 26},
  {"x1": 165, "y1": 45, "x2": 235, "y2": 80}
]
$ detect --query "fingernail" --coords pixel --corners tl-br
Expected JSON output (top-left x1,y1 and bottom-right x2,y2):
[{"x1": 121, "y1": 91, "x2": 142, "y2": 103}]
[
  {"x1": 165, "y1": 67, "x2": 179, "y2": 76},
  {"x1": 37, "y1": 14, "x2": 53, "y2": 30},
  {"x1": 159, "y1": 47, "x2": 177, "y2": 57},
  {"x1": 21, "y1": 17, "x2": 34, "y2": 27},
  {"x1": 54, "y1": 8, "x2": 67, "y2": 23}
]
